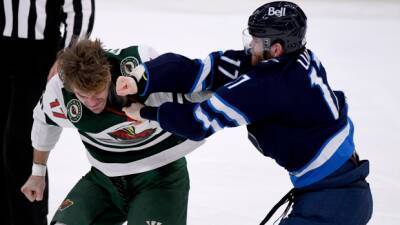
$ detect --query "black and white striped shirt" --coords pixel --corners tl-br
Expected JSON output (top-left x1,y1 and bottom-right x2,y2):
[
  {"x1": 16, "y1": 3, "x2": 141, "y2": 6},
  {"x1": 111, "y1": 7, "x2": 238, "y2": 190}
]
[{"x1": 0, "y1": 0, "x2": 95, "y2": 48}]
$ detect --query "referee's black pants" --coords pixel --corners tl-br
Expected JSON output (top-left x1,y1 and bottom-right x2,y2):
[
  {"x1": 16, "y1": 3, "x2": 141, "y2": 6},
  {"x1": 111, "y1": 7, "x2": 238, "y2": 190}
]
[{"x1": 1, "y1": 37, "x2": 58, "y2": 225}]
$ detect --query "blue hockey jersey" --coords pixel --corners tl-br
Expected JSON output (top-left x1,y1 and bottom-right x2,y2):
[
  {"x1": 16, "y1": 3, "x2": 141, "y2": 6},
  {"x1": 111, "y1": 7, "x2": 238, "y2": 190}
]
[{"x1": 138, "y1": 49, "x2": 355, "y2": 188}]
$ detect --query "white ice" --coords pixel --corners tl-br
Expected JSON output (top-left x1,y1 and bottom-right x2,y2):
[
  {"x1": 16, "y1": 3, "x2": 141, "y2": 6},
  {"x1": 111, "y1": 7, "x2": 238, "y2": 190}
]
[{"x1": 47, "y1": 0, "x2": 400, "y2": 224}]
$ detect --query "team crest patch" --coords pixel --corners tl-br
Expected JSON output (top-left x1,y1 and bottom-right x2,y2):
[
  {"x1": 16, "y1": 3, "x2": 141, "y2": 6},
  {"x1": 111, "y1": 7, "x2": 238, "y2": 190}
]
[
  {"x1": 120, "y1": 56, "x2": 139, "y2": 76},
  {"x1": 58, "y1": 199, "x2": 74, "y2": 211},
  {"x1": 67, "y1": 99, "x2": 82, "y2": 123},
  {"x1": 108, "y1": 126, "x2": 156, "y2": 144}
]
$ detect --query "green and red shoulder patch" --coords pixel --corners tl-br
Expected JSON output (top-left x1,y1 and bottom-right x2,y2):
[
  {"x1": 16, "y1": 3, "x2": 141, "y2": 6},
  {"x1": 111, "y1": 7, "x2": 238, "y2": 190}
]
[{"x1": 58, "y1": 198, "x2": 74, "y2": 211}]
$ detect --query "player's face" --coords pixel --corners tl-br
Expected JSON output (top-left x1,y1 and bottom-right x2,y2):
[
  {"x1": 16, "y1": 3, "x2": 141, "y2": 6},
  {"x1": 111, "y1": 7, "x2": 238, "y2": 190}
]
[{"x1": 73, "y1": 83, "x2": 110, "y2": 114}]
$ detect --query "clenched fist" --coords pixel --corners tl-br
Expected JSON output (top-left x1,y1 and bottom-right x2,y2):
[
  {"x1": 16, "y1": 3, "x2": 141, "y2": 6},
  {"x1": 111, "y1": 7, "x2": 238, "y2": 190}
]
[
  {"x1": 116, "y1": 76, "x2": 138, "y2": 96},
  {"x1": 116, "y1": 65, "x2": 146, "y2": 96},
  {"x1": 21, "y1": 175, "x2": 46, "y2": 202}
]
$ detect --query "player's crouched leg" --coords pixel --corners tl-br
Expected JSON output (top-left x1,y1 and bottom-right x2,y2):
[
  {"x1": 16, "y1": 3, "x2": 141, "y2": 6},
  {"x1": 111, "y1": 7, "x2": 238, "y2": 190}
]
[
  {"x1": 280, "y1": 159, "x2": 373, "y2": 225},
  {"x1": 50, "y1": 169, "x2": 126, "y2": 225}
]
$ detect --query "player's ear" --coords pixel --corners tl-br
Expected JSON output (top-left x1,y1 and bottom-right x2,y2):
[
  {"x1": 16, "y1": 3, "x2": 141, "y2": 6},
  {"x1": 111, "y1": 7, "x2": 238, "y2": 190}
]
[{"x1": 270, "y1": 43, "x2": 284, "y2": 58}]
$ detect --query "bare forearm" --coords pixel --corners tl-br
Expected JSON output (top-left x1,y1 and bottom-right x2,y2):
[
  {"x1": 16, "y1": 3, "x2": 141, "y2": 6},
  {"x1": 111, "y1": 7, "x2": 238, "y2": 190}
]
[{"x1": 33, "y1": 148, "x2": 50, "y2": 165}]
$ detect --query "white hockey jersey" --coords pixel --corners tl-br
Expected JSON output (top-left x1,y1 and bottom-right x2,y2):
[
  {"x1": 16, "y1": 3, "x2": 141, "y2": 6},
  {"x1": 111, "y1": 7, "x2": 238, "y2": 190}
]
[{"x1": 31, "y1": 45, "x2": 204, "y2": 176}]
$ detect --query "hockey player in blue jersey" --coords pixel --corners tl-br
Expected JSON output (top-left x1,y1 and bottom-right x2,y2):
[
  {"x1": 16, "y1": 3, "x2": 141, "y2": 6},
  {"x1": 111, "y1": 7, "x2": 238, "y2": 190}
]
[{"x1": 116, "y1": 1, "x2": 373, "y2": 224}]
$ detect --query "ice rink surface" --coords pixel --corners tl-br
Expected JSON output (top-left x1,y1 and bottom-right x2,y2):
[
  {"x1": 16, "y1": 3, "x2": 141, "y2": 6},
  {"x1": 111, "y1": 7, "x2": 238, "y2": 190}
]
[{"x1": 47, "y1": 0, "x2": 400, "y2": 224}]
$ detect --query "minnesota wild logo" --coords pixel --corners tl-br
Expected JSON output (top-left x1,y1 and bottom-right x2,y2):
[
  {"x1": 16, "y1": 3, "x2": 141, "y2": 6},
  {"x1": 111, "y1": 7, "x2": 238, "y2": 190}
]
[
  {"x1": 67, "y1": 99, "x2": 82, "y2": 123},
  {"x1": 109, "y1": 126, "x2": 156, "y2": 144},
  {"x1": 120, "y1": 56, "x2": 139, "y2": 76}
]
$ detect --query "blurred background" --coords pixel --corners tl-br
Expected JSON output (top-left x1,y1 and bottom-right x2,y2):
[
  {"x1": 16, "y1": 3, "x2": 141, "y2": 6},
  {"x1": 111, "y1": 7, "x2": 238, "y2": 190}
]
[{"x1": 48, "y1": 0, "x2": 400, "y2": 224}]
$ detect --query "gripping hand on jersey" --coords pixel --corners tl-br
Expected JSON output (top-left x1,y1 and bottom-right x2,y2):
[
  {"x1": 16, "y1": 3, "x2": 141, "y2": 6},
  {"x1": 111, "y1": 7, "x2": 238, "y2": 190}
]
[
  {"x1": 116, "y1": 65, "x2": 146, "y2": 96},
  {"x1": 123, "y1": 102, "x2": 145, "y2": 122}
]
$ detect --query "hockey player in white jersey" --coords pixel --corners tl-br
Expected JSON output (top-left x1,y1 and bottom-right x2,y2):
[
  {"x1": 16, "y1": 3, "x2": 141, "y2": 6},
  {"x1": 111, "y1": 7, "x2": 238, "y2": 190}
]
[{"x1": 20, "y1": 39, "x2": 204, "y2": 225}]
